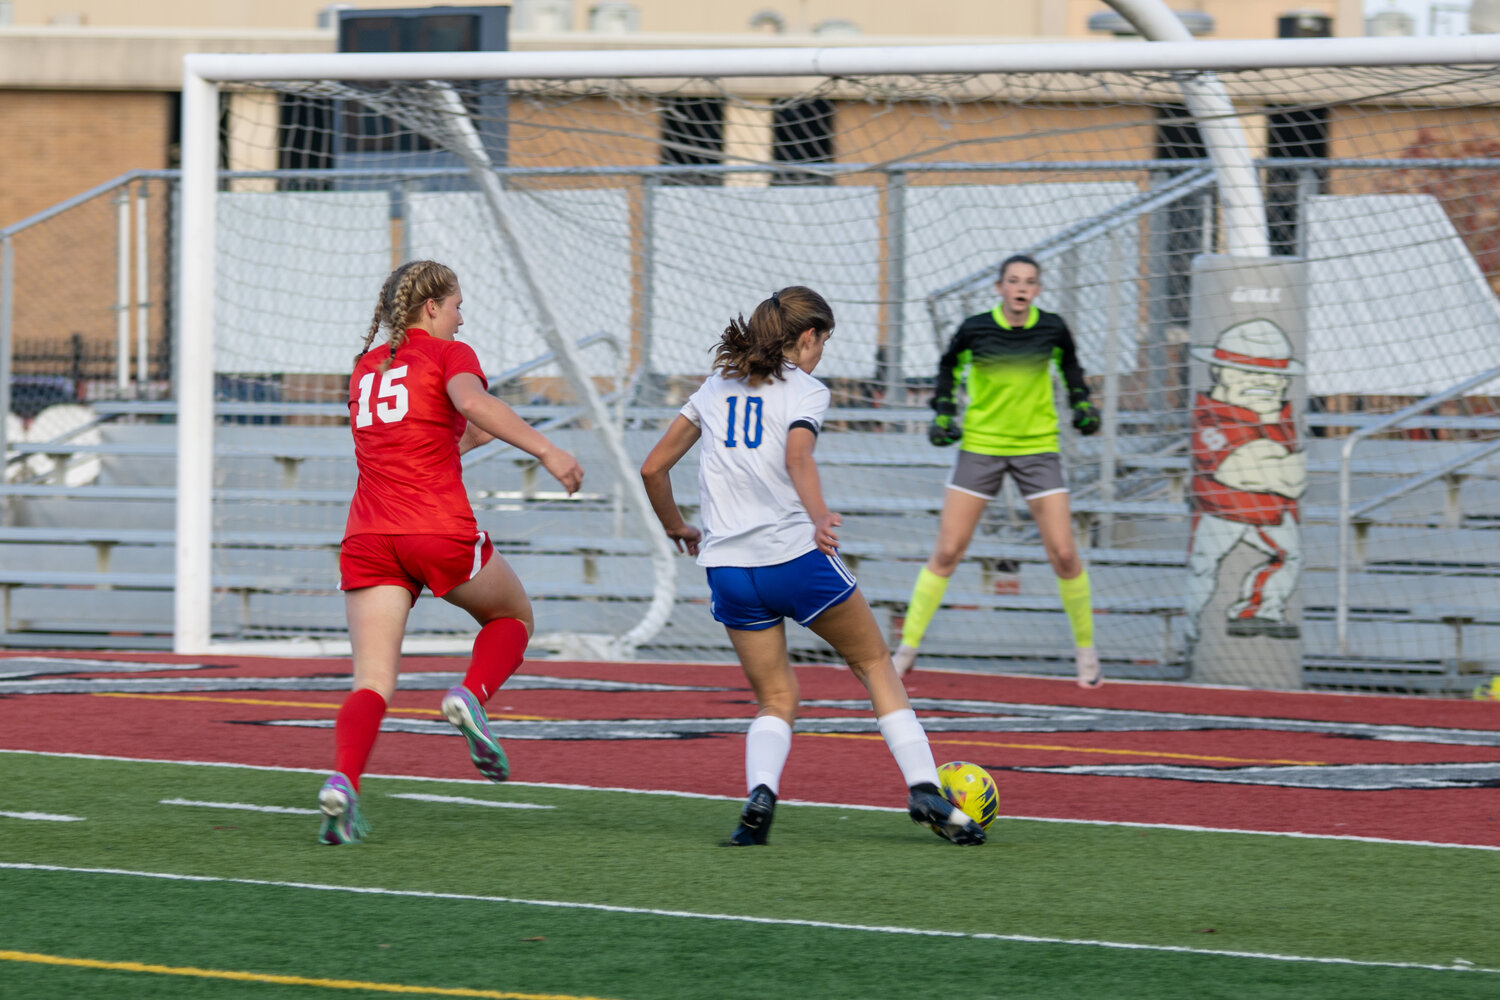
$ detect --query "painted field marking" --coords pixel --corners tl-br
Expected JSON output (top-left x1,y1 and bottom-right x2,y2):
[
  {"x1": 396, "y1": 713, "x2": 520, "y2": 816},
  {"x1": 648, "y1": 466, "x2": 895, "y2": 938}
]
[
  {"x1": 810, "y1": 731, "x2": 1326, "y2": 766},
  {"x1": 91, "y1": 693, "x2": 1323, "y2": 764},
  {"x1": 6, "y1": 749, "x2": 1497, "y2": 851},
  {"x1": 92, "y1": 692, "x2": 554, "y2": 721},
  {"x1": 0, "y1": 810, "x2": 84, "y2": 822},
  {"x1": 388, "y1": 794, "x2": 555, "y2": 810},
  {"x1": 159, "y1": 798, "x2": 320, "y2": 816},
  {"x1": 0, "y1": 948, "x2": 615, "y2": 999},
  {"x1": 0, "y1": 657, "x2": 211, "y2": 678},
  {"x1": 3, "y1": 863, "x2": 1496, "y2": 976}
]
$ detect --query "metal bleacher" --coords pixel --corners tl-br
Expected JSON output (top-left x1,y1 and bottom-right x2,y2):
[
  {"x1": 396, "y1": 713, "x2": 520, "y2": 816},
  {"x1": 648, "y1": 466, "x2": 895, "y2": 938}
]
[{"x1": 0, "y1": 401, "x2": 1498, "y2": 693}]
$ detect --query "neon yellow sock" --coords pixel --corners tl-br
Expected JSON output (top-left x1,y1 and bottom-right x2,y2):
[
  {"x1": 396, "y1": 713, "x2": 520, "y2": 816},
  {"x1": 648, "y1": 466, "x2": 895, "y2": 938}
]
[
  {"x1": 901, "y1": 567, "x2": 950, "y2": 649},
  {"x1": 1058, "y1": 570, "x2": 1094, "y2": 648}
]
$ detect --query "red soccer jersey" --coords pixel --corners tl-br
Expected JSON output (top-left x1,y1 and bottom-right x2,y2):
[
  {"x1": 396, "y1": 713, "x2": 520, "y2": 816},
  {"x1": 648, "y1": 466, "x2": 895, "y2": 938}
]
[
  {"x1": 1190, "y1": 392, "x2": 1297, "y2": 526},
  {"x1": 344, "y1": 328, "x2": 487, "y2": 538}
]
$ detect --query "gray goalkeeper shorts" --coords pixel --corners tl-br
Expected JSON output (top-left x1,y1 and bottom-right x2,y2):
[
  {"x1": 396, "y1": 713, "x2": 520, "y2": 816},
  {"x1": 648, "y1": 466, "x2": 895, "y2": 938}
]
[{"x1": 946, "y1": 450, "x2": 1067, "y2": 501}]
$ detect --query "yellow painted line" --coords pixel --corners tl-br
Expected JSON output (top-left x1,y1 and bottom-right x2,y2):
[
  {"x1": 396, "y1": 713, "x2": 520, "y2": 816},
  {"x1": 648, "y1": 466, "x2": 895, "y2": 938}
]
[
  {"x1": 0, "y1": 949, "x2": 615, "y2": 999},
  {"x1": 90, "y1": 692, "x2": 552, "y2": 722},
  {"x1": 806, "y1": 731, "x2": 1325, "y2": 766}
]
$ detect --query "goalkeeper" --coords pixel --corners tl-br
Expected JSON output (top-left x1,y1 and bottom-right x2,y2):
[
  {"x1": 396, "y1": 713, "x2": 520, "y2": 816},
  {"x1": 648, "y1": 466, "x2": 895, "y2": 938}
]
[{"x1": 892, "y1": 254, "x2": 1103, "y2": 688}]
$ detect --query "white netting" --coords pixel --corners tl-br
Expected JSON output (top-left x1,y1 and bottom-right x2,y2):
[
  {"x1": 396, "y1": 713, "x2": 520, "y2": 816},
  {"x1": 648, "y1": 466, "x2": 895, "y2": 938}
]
[{"x1": 185, "y1": 61, "x2": 1500, "y2": 692}]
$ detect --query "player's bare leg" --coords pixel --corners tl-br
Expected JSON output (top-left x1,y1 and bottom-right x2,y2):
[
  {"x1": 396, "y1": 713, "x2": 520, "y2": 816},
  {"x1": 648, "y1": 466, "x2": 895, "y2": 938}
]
[
  {"x1": 724, "y1": 623, "x2": 798, "y2": 845},
  {"x1": 443, "y1": 552, "x2": 534, "y2": 633},
  {"x1": 1028, "y1": 491, "x2": 1100, "y2": 688},
  {"x1": 345, "y1": 584, "x2": 415, "y2": 699},
  {"x1": 440, "y1": 554, "x2": 535, "y2": 782},
  {"x1": 895, "y1": 488, "x2": 989, "y2": 676},
  {"x1": 320, "y1": 584, "x2": 412, "y2": 844},
  {"x1": 809, "y1": 591, "x2": 984, "y2": 845},
  {"x1": 806, "y1": 590, "x2": 908, "y2": 716}
]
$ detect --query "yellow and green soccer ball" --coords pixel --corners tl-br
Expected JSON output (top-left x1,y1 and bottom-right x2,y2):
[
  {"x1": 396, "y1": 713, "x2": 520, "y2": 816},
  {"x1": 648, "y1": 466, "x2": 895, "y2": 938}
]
[
  {"x1": 1471, "y1": 677, "x2": 1500, "y2": 701},
  {"x1": 937, "y1": 760, "x2": 999, "y2": 831}
]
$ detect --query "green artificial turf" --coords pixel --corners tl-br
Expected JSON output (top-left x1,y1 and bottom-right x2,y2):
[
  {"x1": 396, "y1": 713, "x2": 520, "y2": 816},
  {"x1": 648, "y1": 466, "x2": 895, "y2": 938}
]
[{"x1": 3, "y1": 752, "x2": 1497, "y2": 1000}]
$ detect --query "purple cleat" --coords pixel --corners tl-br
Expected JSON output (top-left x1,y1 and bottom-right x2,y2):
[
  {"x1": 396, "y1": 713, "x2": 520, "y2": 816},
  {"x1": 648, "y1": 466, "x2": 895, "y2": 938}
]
[
  {"x1": 317, "y1": 772, "x2": 369, "y2": 845},
  {"x1": 441, "y1": 684, "x2": 510, "y2": 782}
]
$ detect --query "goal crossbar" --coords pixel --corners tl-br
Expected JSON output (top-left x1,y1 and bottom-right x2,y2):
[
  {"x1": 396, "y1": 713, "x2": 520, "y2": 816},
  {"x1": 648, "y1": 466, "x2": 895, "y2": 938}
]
[{"x1": 185, "y1": 35, "x2": 1500, "y2": 83}]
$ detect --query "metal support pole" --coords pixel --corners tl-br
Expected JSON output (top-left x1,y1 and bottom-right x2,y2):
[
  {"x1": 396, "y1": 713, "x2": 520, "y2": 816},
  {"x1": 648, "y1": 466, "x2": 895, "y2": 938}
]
[
  {"x1": 399, "y1": 178, "x2": 416, "y2": 261},
  {"x1": 135, "y1": 181, "x2": 151, "y2": 391},
  {"x1": 882, "y1": 169, "x2": 907, "y2": 405},
  {"x1": 636, "y1": 175, "x2": 658, "y2": 401},
  {"x1": 0, "y1": 234, "x2": 13, "y2": 514},
  {"x1": 1098, "y1": 226, "x2": 1125, "y2": 545},
  {"x1": 1294, "y1": 166, "x2": 1320, "y2": 257},
  {"x1": 1144, "y1": 178, "x2": 1170, "y2": 428},
  {"x1": 115, "y1": 188, "x2": 131, "y2": 396}
]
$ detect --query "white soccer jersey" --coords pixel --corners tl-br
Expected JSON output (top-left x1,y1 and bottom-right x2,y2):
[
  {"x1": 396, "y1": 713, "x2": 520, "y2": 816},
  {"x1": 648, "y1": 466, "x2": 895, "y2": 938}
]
[{"x1": 681, "y1": 366, "x2": 831, "y2": 568}]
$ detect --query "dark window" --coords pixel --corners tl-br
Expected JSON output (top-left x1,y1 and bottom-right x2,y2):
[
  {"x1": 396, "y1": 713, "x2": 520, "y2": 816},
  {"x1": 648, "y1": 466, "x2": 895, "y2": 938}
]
[
  {"x1": 1152, "y1": 105, "x2": 1208, "y2": 326},
  {"x1": 339, "y1": 13, "x2": 480, "y2": 55},
  {"x1": 167, "y1": 90, "x2": 182, "y2": 169},
  {"x1": 278, "y1": 96, "x2": 335, "y2": 190},
  {"x1": 1266, "y1": 106, "x2": 1330, "y2": 255},
  {"x1": 1155, "y1": 104, "x2": 1206, "y2": 164},
  {"x1": 330, "y1": 6, "x2": 508, "y2": 176},
  {"x1": 772, "y1": 99, "x2": 834, "y2": 186},
  {"x1": 336, "y1": 14, "x2": 483, "y2": 154},
  {"x1": 660, "y1": 98, "x2": 726, "y2": 185}
]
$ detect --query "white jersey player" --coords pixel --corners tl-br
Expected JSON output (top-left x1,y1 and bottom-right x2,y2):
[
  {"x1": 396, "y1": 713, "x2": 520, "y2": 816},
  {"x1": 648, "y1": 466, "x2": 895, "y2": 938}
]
[{"x1": 640, "y1": 285, "x2": 985, "y2": 848}]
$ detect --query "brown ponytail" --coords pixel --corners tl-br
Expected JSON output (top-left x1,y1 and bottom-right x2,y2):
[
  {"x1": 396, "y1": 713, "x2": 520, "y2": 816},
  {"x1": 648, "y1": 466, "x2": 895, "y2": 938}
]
[
  {"x1": 712, "y1": 286, "x2": 834, "y2": 384},
  {"x1": 356, "y1": 260, "x2": 459, "y2": 372}
]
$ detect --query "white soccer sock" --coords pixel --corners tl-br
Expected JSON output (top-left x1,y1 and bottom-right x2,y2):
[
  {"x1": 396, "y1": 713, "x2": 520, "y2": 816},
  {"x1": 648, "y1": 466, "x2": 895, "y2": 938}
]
[
  {"x1": 745, "y1": 714, "x2": 793, "y2": 795},
  {"x1": 876, "y1": 708, "x2": 941, "y2": 789}
]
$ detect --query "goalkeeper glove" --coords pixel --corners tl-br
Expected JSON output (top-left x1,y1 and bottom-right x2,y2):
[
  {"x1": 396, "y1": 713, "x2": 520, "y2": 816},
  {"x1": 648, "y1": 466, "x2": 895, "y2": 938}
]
[
  {"x1": 928, "y1": 413, "x2": 962, "y2": 447},
  {"x1": 1072, "y1": 400, "x2": 1101, "y2": 436}
]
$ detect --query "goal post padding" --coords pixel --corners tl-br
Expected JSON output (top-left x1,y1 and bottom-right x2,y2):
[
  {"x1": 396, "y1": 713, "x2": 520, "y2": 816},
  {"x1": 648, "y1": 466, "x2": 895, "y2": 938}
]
[{"x1": 177, "y1": 40, "x2": 1500, "y2": 692}]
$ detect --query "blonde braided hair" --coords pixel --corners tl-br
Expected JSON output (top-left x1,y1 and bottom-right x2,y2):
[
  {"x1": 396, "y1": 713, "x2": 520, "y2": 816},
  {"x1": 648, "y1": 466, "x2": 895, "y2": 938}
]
[{"x1": 357, "y1": 260, "x2": 459, "y2": 373}]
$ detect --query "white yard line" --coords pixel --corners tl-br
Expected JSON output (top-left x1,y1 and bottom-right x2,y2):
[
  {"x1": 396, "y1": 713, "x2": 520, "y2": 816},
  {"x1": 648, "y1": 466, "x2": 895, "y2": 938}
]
[
  {"x1": 5, "y1": 747, "x2": 1498, "y2": 851},
  {"x1": 159, "y1": 798, "x2": 320, "y2": 816},
  {"x1": 1, "y1": 861, "x2": 1495, "y2": 976},
  {"x1": 387, "y1": 793, "x2": 553, "y2": 809},
  {"x1": 0, "y1": 811, "x2": 84, "y2": 822}
]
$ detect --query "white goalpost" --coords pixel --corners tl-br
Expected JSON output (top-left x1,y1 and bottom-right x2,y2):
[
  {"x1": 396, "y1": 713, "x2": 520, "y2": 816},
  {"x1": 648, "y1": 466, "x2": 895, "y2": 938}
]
[{"x1": 174, "y1": 33, "x2": 1500, "y2": 694}]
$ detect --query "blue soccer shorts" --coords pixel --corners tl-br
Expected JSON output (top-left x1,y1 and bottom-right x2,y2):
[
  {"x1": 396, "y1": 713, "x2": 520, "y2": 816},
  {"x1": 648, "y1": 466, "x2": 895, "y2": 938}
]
[{"x1": 705, "y1": 547, "x2": 858, "y2": 631}]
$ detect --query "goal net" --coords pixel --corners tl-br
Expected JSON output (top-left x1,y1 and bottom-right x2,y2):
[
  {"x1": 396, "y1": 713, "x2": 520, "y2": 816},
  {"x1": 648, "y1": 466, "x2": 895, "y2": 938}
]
[{"x1": 178, "y1": 42, "x2": 1500, "y2": 693}]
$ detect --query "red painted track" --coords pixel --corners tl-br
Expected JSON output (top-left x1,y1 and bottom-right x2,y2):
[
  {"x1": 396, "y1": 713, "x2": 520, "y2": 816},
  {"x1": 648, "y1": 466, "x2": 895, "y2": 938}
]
[{"x1": 4, "y1": 651, "x2": 1499, "y2": 846}]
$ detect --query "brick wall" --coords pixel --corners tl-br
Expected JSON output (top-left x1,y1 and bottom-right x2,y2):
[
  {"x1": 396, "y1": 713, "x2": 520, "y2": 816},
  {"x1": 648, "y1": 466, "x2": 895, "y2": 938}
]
[{"x1": 0, "y1": 90, "x2": 173, "y2": 229}]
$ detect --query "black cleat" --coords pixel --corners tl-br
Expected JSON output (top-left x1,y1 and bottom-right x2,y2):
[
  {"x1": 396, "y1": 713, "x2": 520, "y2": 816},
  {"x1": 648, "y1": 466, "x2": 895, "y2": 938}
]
[
  {"x1": 722, "y1": 784, "x2": 777, "y2": 846},
  {"x1": 908, "y1": 783, "x2": 986, "y2": 846}
]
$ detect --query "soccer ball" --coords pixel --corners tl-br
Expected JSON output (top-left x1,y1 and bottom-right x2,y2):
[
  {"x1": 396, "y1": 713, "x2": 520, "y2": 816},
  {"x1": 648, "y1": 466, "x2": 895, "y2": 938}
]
[
  {"x1": 1471, "y1": 677, "x2": 1500, "y2": 701},
  {"x1": 937, "y1": 760, "x2": 999, "y2": 831}
]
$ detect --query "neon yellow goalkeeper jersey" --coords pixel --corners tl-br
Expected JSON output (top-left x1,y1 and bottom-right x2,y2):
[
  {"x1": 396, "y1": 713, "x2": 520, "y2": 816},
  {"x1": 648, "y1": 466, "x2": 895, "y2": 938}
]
[{"x1": 931, "y1": 305, "x2": 1091, "y2": 456}]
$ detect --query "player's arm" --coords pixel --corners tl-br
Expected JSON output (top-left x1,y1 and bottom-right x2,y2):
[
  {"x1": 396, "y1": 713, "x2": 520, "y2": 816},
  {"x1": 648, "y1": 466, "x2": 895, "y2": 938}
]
[
  {"x1": 640, "y1": 415, "x2": 703, "y2": 555},
  {"x1": 929, "y1": 328, "x2": 966, "y2": 446},
  {"x1": 786, "y1": 426, "x2": 840, "y2": 555},
  {"x1": 1056, "y1": 320, "x2": 1100, "y2": 435},
  {"x1": 457, "y1": 422, "x2": 494, "y2": 455},
  {"x1": 446, "y1": 372, "x2": 583, "y2": 494}
]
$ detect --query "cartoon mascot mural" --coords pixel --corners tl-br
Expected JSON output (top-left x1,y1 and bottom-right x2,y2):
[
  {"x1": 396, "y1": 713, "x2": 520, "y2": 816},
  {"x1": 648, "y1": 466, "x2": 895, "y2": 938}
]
[{"x1": 1185, "y1": 318, "x2": 1307, "y2": 648}]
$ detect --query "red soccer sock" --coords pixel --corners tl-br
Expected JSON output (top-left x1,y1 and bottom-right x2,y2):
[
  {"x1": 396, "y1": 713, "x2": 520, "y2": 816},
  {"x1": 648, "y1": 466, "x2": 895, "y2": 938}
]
[
  {"x1": 333, "y1": 687, "x2": 387, "y2": 791},
  {"x1": 462, "y1": 617, "x2": 529, "y2": 704}
]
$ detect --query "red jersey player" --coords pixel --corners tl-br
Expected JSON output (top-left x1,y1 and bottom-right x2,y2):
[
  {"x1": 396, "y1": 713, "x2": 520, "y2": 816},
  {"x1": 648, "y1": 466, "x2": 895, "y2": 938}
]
[{"x1": 318, "y1": 260, "x2": 583, "y2": 845}]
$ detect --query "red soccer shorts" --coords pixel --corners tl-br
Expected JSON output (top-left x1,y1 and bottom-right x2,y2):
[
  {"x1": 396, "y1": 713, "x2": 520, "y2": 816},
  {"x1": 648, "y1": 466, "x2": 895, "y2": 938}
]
[{"x1": 340, "y1": 531, "x2": 494, "y2": 602}]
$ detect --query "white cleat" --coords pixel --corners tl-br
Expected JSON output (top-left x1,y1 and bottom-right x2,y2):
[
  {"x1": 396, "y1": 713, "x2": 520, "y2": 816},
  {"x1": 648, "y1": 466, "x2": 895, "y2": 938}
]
[
  {"x1": 892, "y1": 643, "x2": 919, "y2": 678},
  {"x1": 1074, "y1": 646, "x2": 1103, "y2": 689}
]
